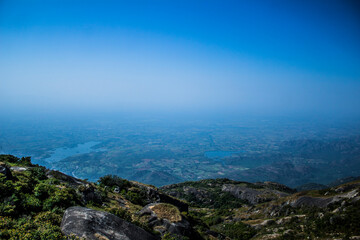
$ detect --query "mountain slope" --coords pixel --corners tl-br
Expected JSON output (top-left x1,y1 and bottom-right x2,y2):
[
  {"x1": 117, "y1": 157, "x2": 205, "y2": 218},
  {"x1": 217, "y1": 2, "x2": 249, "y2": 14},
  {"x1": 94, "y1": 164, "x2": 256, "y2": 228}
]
[{"x1": 1, "y1": 154, "x2": 360, "y2": 240}]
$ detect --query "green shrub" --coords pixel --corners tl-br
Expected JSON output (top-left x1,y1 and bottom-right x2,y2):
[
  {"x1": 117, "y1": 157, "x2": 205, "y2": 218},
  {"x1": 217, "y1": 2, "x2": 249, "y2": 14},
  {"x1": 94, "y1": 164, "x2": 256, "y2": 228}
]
[
  {"x1": 22, "y1": 194, "x2": 42, "y2": 212},
  {"x1": 34, "y1": 211, "x2": 62, "y2": 226},
  {"x1": 98, "y1": 175, "x2": 131, "y2": 190},
  {"x1": 161, "y1": 233, "x2": 189, "y2": 240},
  {"x1": 0, "y1": 155, "x2": 20, "y2": 163},
  {"x1": 13, "y1": 171, "x2": 39, "y2": 193},
  {"x1": 30, "y1": 167, "x2": 48, "y2": 181},
  {"x1": 43, "y1": 188, "x2": 79, "y2": 211},
  {"x1": 0, "y1": 216, "x2": 65, "y2": 240},
  {"x1": 34, "y1": 183, "x2": 57, "y2": 200},
  {"x1": 125, "y1": 190, "x2": 147, "y2": 206},
  {"x1": 0, "y1": 201, "x2": 16, "y2": 216},
  {"x1": 0, "y1": 175, "x2": 15, "y2": 199},
  {"x1": 19, "y1": 157, "x2": 32, "y2": 166},
  {"x1": 216, "y1": 222, "x2": 256, "y2": 240},
  {"x1": 205, "y1": 215, "x2": 222, "y2": 226},
  {"x1": 107, "y1": 207, "x2": 132, "y2": 222}
]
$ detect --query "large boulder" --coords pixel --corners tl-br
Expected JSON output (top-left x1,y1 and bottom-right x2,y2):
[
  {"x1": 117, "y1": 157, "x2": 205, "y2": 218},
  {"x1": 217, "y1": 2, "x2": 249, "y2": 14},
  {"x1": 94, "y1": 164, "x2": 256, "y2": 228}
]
[
  {"x1": 139, "y1": 203, "x2": 200, "y2": 239},
  {"x1": 61, "y1": 206, "x2": 158, "y2": 240},
  {"x1": 46, "y1": 169, "x2": 85, "y2": 187}
]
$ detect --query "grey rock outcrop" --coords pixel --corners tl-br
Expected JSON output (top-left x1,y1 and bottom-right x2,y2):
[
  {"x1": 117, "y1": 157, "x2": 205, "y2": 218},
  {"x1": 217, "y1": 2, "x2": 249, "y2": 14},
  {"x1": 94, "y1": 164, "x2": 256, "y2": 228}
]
[
  {"x1": 10, "y1": 166, "x2": 29, "y2": 172},
  {"x1": 290, "y1": 189, "x2": 359, "y2": 208},
  {"x1": 61, "y1": 206, "x2": 158, "y2": 240},
  {"x1": 46, "y1": 169, "x2": 85, "y2": 187},
  {"x1": 222, "y1": 184, "x2": 290, "y2": 205},
  {"x1": 290, "y1": 196, "x2": 333, "y2": 208}
]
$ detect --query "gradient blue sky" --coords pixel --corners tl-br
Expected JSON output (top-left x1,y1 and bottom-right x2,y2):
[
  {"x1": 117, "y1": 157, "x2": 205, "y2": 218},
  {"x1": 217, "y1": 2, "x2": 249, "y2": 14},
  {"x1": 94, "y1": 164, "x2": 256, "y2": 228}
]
[{"x1": 1, "y1": 0, "x2": 360, "y2": 116}]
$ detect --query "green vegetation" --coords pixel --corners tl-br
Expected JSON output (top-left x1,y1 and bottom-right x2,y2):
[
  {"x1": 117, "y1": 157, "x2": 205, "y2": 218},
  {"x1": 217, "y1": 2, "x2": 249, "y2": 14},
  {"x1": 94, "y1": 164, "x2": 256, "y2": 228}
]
[
  {"x1": 98, "y1": 175, "x2": 148, "y2": 206},
  {"x1": 161, "y1": 233, "x2": 190, "y2": 240},
  {"x1": 0, "y1": 156, "x2": 154, "y2": 239},
  {"x1": 0, "y1": 156, "x2": 80, "y2": 239},
  {"x1": 300, "y1": 201, "x2": 360, "y2": 238},
  {"x1": 106, "y1": 207, "x2": 132, "y2": 222},
  {"x1": 98, "y1": 174, "x2": 131, "y2": 190},
  {"x1": 0, "y1": 154, "x2": 33, "y2": 167},
  {"x1": 214, "y1": 222, "x2": 256, "y2": 240}
]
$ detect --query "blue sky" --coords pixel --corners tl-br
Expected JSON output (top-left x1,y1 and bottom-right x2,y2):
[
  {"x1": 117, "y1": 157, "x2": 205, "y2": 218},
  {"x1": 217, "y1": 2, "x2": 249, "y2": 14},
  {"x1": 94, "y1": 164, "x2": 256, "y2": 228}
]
[{"x1": 1, "y1": 0, "x2": 360, "y2": 116}]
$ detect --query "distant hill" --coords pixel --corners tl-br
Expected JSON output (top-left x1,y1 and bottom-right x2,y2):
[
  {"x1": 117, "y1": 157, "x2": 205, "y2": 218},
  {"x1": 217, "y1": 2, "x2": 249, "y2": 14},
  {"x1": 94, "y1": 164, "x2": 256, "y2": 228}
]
[
  {"x1": 295, "y1": 182, "x2": 328, "y2": 191},
  {"x1": 232, "y1": 136, "x2": 360, "y2": 187},
  {"x1": 296, "y1": 176, "x2": 360, "y2": 191},
  {"x1": 328, "y1": 176, "x2": 360, "y2": 187}
]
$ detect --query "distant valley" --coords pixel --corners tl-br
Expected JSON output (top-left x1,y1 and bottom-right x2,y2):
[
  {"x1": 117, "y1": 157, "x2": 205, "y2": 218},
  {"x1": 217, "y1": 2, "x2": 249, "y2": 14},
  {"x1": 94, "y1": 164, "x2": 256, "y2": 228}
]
[{"x1": 1, "y1": 115, "x2": 359, "y2": 187}]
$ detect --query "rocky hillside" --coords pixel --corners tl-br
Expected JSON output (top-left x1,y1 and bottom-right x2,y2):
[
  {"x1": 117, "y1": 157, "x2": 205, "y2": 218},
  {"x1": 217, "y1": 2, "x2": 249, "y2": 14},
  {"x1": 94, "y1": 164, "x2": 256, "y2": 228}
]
[
  {"x1": 161, "y1": 179, "x2": 295, "y2": 208},
  {"x1": 1, "y1": 154, "x2": 360, "y2": 240},
  {"x1": 162, "y1": 178, "x2": 360, "y2": 239}
]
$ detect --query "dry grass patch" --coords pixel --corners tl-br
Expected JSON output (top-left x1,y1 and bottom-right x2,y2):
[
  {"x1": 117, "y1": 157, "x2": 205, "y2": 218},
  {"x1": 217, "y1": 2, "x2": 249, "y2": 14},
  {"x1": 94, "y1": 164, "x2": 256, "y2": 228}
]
[{"x1": 150, "y1": 203, "x2": 182, "y2": 222}]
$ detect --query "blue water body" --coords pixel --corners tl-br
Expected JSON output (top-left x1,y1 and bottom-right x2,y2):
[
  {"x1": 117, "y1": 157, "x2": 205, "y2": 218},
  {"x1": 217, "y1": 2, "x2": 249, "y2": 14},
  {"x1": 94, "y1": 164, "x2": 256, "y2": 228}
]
[{"x1": 43, "y1": 141, "x2": 104, "y2": 163}]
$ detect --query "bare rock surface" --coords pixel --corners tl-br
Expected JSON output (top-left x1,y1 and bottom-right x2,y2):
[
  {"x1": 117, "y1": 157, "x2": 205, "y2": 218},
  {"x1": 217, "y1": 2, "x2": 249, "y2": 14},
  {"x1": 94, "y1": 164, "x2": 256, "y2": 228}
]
[
  {"x1": 61, "y1": 206, "x2": 158, "y2": 240},
  {"x1": 290, "y1": 189, "x2": 359, "y2": 208},
  {"x1": 222, "y1": 184, "x2": 291, "y2": 205},
  {"x1": 290, "y1": 196, "x2": 334, "y2": 208},
  {"x1": 9, "y1": 166, "x2": 29, "y2": 172},
  {"x1": 46, "y1": 169, "x2": 85, "y2": 187}
]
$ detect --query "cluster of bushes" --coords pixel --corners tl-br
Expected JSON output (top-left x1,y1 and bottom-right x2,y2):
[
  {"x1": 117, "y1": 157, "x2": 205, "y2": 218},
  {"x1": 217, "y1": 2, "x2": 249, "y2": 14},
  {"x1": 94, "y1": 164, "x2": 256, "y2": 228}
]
[
  {"x1": 0, "y1": 213, "x2": 64, "y2": 240},
  {"x1": 0, "y1": 155, "x2": 33, "y2": 166},
  {"x1": 213, "y1": 222, "x2": 256, "y2": 240},
  {"x1": 161, "y1": 233, "x2": 190, "y2": 240},
  {"x1": 98, "y1": 174, "x2": 131, "y2": 189},
  {"x1": 0, "y1": 168, "x2": 81, "y2": 217},
  {"x1": 168, "y1": 187, "x2": 245, "y2": 209},
  {"x1": 98, "y1": 174, "x2": 148, "y2": 206},
  {"x1": 107, "y1": 207, "x2": 132, "y2": 222},
  {"x1": 0, "y1": 155, "x2": 83, "y2": 239}
]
